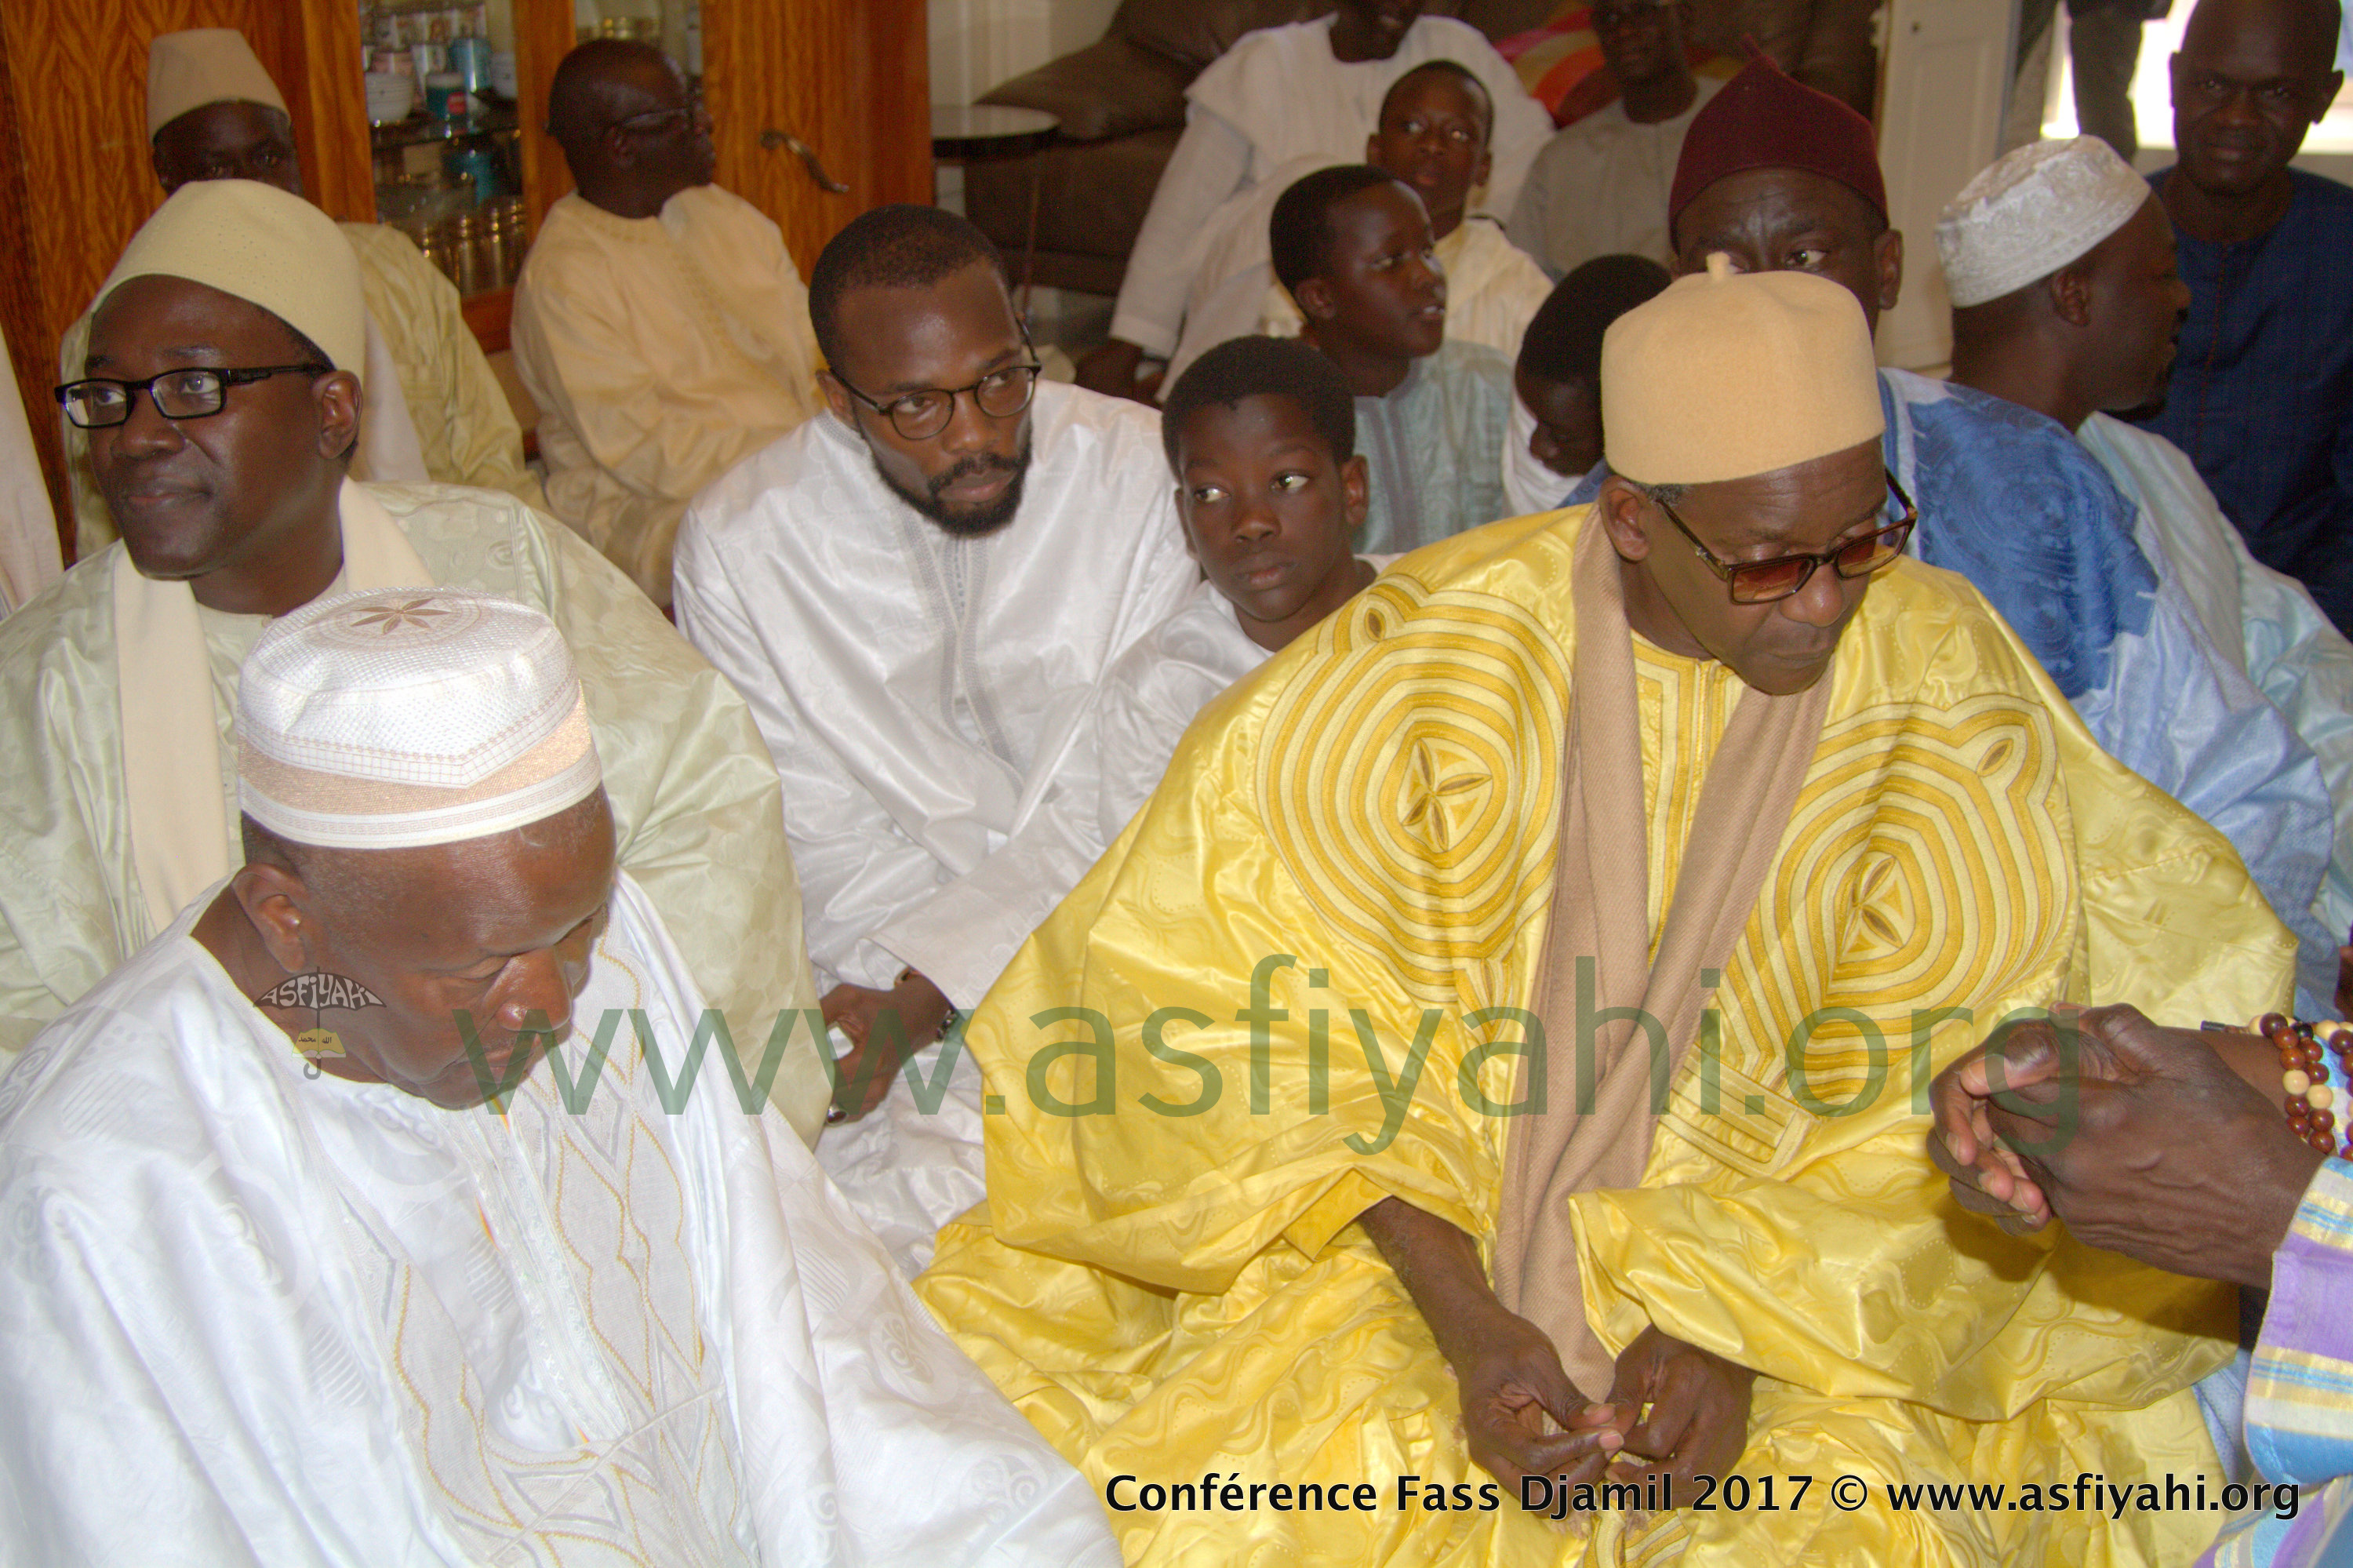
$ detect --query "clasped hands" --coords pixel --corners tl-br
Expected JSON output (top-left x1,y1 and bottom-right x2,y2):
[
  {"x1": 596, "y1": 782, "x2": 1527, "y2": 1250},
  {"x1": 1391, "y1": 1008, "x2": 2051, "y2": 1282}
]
[
  {"x1": 1361, "y1": 1197, "x2": 1755, "y2": 1504},
  {"x1": 1452, "y1": 1312, "x2": 1757, "y2": 1500},
  {"x1": 1927, "y1": 1002, "x2": 2323, "y2": 1289}
]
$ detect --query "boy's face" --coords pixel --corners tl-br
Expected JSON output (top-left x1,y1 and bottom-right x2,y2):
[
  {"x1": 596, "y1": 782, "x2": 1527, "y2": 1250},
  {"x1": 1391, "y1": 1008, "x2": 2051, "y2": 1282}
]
[
  {"x1": 1299, "y1": 183, "x2": 1447, "y2": 362},
  {"x1": 1366, "y1": 72, "x2": 1491, "y2": 235},
  {"x1": 1515, "y1": 365, "x2": 1603, "y2": 480},
  {"x1": 1174, "y1": 393, "x2": 1370, "y2": 650}
]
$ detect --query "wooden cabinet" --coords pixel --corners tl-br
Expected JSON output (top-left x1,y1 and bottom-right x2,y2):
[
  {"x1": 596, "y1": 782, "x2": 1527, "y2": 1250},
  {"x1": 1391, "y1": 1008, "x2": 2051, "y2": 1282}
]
[{"x1": 0, "y1": 0, "x2": 929, "y2": 564}]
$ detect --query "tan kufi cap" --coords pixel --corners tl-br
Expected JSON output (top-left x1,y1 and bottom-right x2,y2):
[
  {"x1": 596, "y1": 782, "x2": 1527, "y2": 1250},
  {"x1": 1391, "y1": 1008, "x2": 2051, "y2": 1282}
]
[
  {"x1": 95, "y1": 179, "x2": 364, "y2": 377},
  {"x1": 1935, "y1": 136, "x2": 2153, "y2": 308},
  {"x1": 238, "y1": 590, "x2": 604, "y2": 850},
  {"x1": 147, "y1": 28, "x2": 286, "y2": 140},
  {"x1": 1602, "y1": 253, "x2": 1883, "y2": 486}
]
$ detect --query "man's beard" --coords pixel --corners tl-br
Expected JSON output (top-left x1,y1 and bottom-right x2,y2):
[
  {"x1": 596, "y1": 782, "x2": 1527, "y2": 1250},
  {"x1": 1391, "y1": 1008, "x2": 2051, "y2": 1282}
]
[{"x1": 872, "y1": 432, "x2": 1033, "y2": 539}]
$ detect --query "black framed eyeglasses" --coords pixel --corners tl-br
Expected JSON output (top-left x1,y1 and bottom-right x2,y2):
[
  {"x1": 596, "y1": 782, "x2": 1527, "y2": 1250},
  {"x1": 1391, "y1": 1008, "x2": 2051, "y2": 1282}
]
[
  {"x1": 55, "y1": 364, "x2": 329, "y2": 429},
  {"x1": 1653, "y1": 471, "x2": 1917, "y2": 603},
  {"x1": 835, "y1": 359, "x2": 1043, "y2": 442}
]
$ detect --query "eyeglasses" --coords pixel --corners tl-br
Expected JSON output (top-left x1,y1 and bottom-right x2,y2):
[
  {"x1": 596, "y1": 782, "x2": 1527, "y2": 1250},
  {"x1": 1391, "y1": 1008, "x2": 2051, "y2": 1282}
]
[
  {"x1": 835, "y1": 360, "x2": 1043, "y2": 442},
  {"x1": 55, "y1": 364, "x2": 330, "y2": 429},
  {"x1": 604, "y1": 92, "x2": 706, "y2": 138},
  {"x1": 1653, "y1": 472, "x2": 1917, "y2": 603}
]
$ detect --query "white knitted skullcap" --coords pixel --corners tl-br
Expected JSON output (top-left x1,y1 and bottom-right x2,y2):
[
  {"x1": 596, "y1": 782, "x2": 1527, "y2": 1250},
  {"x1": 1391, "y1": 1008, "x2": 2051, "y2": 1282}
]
[
  {"x1": 1602, "y1": 253, "x2": 1883, "y2": 486},
  {"x1": 1936, "y1": 137, "x2": 2153, "y2": 308},
  {"x1": 147, "y1": 29, "x2": 286, "y2": 139},
  {"x1": 238, "y1": 590, "x2": 603, "y2": 850}
]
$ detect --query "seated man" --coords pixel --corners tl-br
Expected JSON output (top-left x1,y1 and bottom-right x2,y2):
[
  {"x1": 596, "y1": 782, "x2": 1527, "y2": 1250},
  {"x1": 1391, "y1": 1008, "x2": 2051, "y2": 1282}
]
[
  {"x1": 919, "y1": 259, "x2": 2290, "y2": 1566},
  {"x1": 2137, "y1": 0, "x2": 2353, "y2": 631},
  {"x1": 1582, "y1": 50, "x2": 2337, "y2": 1008},
  {"x1": 1171, "y1": 61, "x2": 1555, "y2": 387},
  {"x1": 512, "y1": 39, "x2": 823, "y2": 605},
  {"x1": 60, "y1": 28, "x2": 536, "y2": 558},
  {"x1": 0, "y1": 589, "x2": 1118, "y2": 1567},
  {"x1": 671, "y1": 206, "x2": 1193, "y2": 1149},
  {"x1": 1932, "y1": 1007, "x2": 2352, "y2": 1566},
  {"x1": 1508, "y1": 0, "x2": 1726, "y2": 278},
  {"x1": 1940, "y1": 135, "x2": 2353, "y2": 984},
  {"x1": 1274, "y1": 165, "x2": 1512, "y2": 553},
  {"x1": 0, "y1": 180, "x2": 829, "y2": 1137},
  {"x1": 1504, "y1": 252, "x2": 1671, "y2": 515},
  {"x1": 1079, "y1": 0, "x2": 1548, "y2": 399},
  {"x1": 822, "y1": 337, "x2": 1386, "y2": 1271}
]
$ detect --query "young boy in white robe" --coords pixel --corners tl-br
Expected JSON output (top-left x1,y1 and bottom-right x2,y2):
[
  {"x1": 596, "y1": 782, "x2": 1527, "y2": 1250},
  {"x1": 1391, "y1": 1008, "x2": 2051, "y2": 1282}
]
[
  {"x1": 1078, "y1": 0, "x2": 1549, "y2": 399},
  {"x1": 1503, "y1": 253, "x2": 1671, "y2": 515},
  {"x1": 1069, "y1": 335, "x2": 1391, "y2": 848},
  {"x1": 1168, "y1": 60, "x2": 1555, "y2": 387},
  {"x1": 1274, "y1": 164, "x2": 1513, "y2": 554},
  {"x1": 0, "y1": 588, "x2": 1116, "y2": 1568}
]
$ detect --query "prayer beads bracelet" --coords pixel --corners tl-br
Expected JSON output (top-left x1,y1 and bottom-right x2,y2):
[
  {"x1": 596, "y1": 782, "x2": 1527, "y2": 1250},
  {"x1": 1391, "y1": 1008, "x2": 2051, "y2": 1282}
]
[{"x1": 2252, "y1": 1013, "x2": 2352, "y2": 1157}]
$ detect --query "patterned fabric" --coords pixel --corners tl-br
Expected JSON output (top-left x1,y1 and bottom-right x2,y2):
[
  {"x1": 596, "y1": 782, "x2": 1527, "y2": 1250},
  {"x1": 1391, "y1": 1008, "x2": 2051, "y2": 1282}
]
[
  {"x1": 63, "y1": 221, "x2": 539, "y2": 559},
  {"x1": 1569, "y1": 369, "x2": 2334, "y2": 1001},
  {"x1": 2137, "y1": 169, "x2": 2353, "y2": 633},
  {"x1": 1355, "y1": 339, "x2": 1515, "y2": 555},
  {"x1": 917, "y1": 508, "x2": 2293, "y2": 1566},
  {"x1": 0, "y1": 483, "x2": 831, "y2": 1141},
  {"x1": 0, "y1": 877, "x2": 1121, "y2": 1567},
  {"x1": 2202, "y1": 1159, "x2": 2353, "y2": 1567},
  {"x1": 2079, "y1": 412, "x2": 2353, "y2": 999}
]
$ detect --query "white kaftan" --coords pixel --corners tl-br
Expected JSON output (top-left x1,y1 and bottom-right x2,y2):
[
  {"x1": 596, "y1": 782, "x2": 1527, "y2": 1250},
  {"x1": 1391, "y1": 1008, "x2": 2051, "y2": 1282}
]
[
  {"x1": 670, "y1": 380, "x2": 1196, "y2": 1010},
  {"x1": 1506, "y1": 78, "x2": 1724, "y2": 278},
  {"x1": 1109, "y1": 15, "x2": 1551, "y2": 359},
  {"x1": 0, "y1": 875, "x2": 1119, "y2": 1568},
  {"x1": 2082, "y1": 411, "x2": 2353, "y2": 946},
  {"x1": 816, "y1": 562, "x2": 1389, "y2": 1278},
  {"x1": 511, "y1": 187, "x2": 823, "y2": 606}
]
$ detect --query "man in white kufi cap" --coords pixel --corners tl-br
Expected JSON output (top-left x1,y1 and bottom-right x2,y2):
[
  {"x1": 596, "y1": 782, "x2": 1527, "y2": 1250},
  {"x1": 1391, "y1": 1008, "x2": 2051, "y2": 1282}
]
[
  {"x1": 915, "y1": 256, "x2": 2293, "y2": 1566},
  {"x1": 56, "y1": 27, "x2": 537, "y2": 559},
  {"x1": 1941, "y1": 136, "x2": 2353, "y2": 999},
  {"x1": 0, "y1": 588, "x2": 1121, "y2": 1568},
  {"x1": 0, "y1": 180, "x2": 833, "y2": 1140}
]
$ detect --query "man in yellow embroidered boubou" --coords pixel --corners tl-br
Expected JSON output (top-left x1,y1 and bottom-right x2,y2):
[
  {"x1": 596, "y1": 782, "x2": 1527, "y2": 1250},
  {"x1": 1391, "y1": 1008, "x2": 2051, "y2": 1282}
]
[
  {"x1": 913, "y1": 253, "x2": 2297, "y2": 1565},
  {"x1": 0, "y1": 178, "x2": 831, "y2": 1141}
]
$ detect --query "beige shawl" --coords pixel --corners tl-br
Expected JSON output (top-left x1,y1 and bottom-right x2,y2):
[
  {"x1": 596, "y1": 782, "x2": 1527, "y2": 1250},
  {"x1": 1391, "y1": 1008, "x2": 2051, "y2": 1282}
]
[
  {"x1": 1490, "y1": 518, "x2": 1835, "y2": 1395},
  {"x1": 114, "y1": 479, "x2": 433, "y2": 933}
]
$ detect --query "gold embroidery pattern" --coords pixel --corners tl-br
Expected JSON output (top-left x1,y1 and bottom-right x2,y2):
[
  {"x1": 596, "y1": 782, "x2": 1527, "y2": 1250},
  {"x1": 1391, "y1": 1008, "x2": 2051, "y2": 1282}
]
[{"x1": 1256, "y1": 577, "x2": 1568, "y2": 1003}]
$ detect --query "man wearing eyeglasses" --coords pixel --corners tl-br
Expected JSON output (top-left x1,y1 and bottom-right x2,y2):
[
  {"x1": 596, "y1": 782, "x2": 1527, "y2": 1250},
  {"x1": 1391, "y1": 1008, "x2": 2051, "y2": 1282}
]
[
  {"x1": 511, "y1": 38, "x2": 824, "y2": 606},
  {"x1": 915, "y1": 255, "x2": 2293, "y2": 1568},
  {"x1": 0, "y1": 178, "x2": 835, "y2": 1142},
  {"x1": 55, "y1": 29, "x2": 538, "y2": 562},
  {"x1": 1570, "y1": 50, "x2": 2340, "y2": 1013},
  {"x1": 671, "y1": 206, "x2": 1193, "y2": 1261}
]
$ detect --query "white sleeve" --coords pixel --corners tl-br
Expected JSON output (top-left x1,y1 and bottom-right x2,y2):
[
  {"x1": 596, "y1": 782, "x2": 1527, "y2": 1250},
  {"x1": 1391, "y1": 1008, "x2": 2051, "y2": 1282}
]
[
  {"x1": 671, "y1": 520, "x2": 940, "y2": 993},
  {"x1": 1110, "y1": 109, "x2": 1257, "y2": 358},
  {"x1": 2236, "y1": 539, "x2": 2353, "y2": 944}
]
